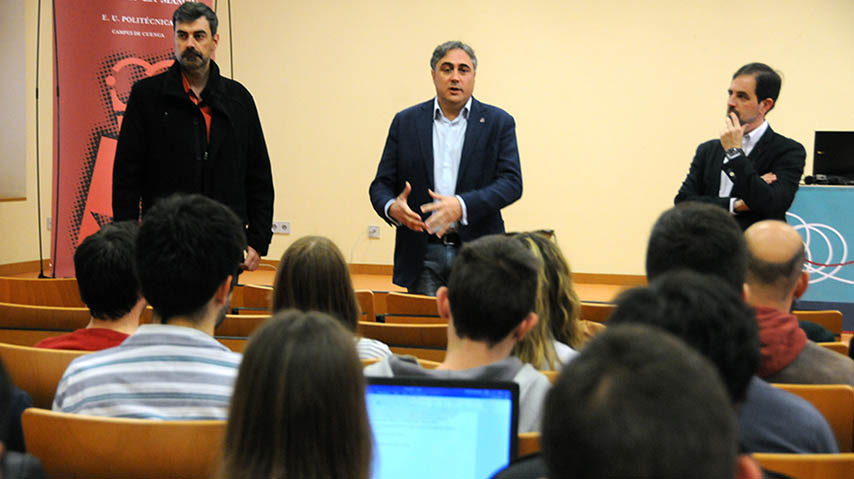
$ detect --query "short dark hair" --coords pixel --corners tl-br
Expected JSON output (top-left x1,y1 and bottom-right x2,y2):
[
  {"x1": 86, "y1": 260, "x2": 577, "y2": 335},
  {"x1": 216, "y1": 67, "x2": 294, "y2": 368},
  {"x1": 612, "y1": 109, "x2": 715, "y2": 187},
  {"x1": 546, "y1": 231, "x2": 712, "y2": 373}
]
[
  {"x1": 430, "y1": 41, "x2": 477, "y2": 70},
  {"x1": 733, "y1": 62, "x2": 781, "y2": 111},
  {"x1": 447, "y1": 235, "x2": 541, "y2": 346},
  {"x1": 646, "y1": 202, "x2": 747, "y2": 293},
  {"x1": 135, "y1": 194, "x2": 245, "y2": 322},
  {"x1": 609, "y1": 270, "x2": 760, "y2": 404},
  {"x1": 219, "y1": 310, "x2": 372, "y2": 479},
  {"x1": 542, "y1": 324, "x2": 738, "y2": 479},
  {"x1": 173, "y1": 1, "x2": 218, "y2": 35},
  {"x1": 747, "y1": 242, "x2": 805, "y2": 298},
  {"x1": 74, "y1": 222, "x2": 140, "y2": 320},
  {"x1": 272, "y1": 236, "x2": 360, "y2": 332}
]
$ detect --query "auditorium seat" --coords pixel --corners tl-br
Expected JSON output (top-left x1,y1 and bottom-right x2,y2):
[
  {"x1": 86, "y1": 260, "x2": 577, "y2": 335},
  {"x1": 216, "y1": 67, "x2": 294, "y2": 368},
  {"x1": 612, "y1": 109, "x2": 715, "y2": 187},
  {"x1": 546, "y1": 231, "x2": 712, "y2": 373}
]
[
  {"x1": 0, "y1": 277, "x2": 84, "y2": 307},
  {"x1": 772, "y1": 383, "x2": 854, "y2": 452},
  {"x1": 22, "y1": 408, "x2": 225, "y2": 478},
  {"x1": 0, "y1": 342, "x2": 90, "y2": 408},
  {"x1": 380, "y1": 292, "x2": 442, "y2": 323},
  {"x1": 817, "y1": 341, "x2": 849, "y2": 356},
  {"x1": 793, "y1": 310, "x2": 843, "y2": 338},
  {"x1": 355, "y1": 290, "x2": 376, "y2": 321},
  {"x1": 357, "y1": 321, "x2": 446, "y2": 362},
  {"x1": 579, "y1": 301, "x2": 615, "y2": 323},
  {"x1": 518, "y1": 432, "x2": 540, "y2": 457},
  {"x1": 753, "y1": 453, "x2": 854, "y2": 479}
]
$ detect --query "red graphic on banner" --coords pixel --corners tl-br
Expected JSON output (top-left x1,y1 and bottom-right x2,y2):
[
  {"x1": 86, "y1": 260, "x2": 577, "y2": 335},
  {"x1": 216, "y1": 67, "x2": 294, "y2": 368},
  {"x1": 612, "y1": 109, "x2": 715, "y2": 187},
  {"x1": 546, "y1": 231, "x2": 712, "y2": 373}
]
[{"x1": 51, "y1": 1, "x2": 212, "y2": 277}]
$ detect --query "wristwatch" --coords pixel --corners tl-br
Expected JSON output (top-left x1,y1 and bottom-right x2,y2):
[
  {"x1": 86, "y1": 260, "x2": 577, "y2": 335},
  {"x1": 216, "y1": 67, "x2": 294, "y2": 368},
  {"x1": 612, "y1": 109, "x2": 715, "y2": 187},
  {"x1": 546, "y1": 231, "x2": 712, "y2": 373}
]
[{"x1": 725, "y1": 147, "x2": 745, "y2": 159}]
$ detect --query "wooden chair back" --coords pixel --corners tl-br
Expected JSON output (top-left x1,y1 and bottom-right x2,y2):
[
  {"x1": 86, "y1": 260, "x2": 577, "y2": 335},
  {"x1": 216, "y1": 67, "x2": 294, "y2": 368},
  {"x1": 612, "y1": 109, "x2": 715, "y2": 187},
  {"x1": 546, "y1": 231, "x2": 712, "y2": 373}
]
[
  {"x1": 579, "y1": 301, "x2": 615, "y2": 323},
  {"x1": 229, "y1": 284, "x2": 273, "y2": 313},
  {"x1": 0, "y1": 329, "x2": 63, "y2": 346},
  {"x1": 381, "y1": 292, "x2": 443, "y2": 323},
  {"x1": 753, "y1": 453, "x2": 854, "y2": 479},
  {"x1": 22, "y1": 408, "x2": 225, "y2": 479},
  {"x1": 818, "y1": 341, "x2": 850, "y2": 356},
  {"x1": 0, "y1": 277, "x2": 84, "y2": 307},
  {"x1": 772, "y1": 383, "x2": 854, "y2": 452},
  {"x1": 358, "y1": 321, "x2": 446, "y2": 362},
  {"x1": 0, "y1": 302, "x2": 89, "y2": 330},
  {"x1": 518, "y1": 432, "x2": 541, "y2": 457},
  {"x1": 355, "y1": 290, "x2": 376, "y2": 321},
  {"x1": 214, "y1": 313, "x2": 270, "y2": 337},
  {"x1": 0, "y1": 342, "x2": 90, "y2": 408},
  {"x1": 793, "y1": 310, "x2": 843, "y2": 337},
  {"x1": 216, "y1": 336, "x2": 249, "y2": 353}
]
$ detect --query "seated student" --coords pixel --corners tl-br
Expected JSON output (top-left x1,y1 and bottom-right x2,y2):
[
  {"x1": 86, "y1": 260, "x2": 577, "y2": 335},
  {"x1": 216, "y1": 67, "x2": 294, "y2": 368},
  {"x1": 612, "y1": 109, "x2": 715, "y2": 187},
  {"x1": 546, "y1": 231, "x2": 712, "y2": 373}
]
[
  {"x1": 272, "y1": 235, "x2": 392, "y2": 360},
  {"x1": 36, "y1": 222, "x2": 144, "y2": 350},
  {"x1": 0, "y1": 360, "x2": 43, "y2": 477},
  {"x1": 541, "y1": 324, "x2": 762, "y2": 479},
  {"x1": 744, "y1": 220, "x2": 854, "y2": 386},
  {"x1": 512, "y1": 232, "x2": 590, "y2": 370},
  {"x1": 218, "y1": 310, "x2": 372, "y2": 479},
  {"x1": 365, "y1": 235, "x2": 552, "y2": 433},
  {"x1": 53, "y1": 194, "x2": 244, "y2": 420},
  {"x1": 609, "y1": 271, "x2": 838, "y2": 454}
]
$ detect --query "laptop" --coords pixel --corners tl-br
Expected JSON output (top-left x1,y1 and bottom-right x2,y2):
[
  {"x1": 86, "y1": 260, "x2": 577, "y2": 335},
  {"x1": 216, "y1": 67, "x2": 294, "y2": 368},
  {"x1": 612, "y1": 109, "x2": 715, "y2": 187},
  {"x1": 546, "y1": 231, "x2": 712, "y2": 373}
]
[
  {"x1": 366, "y1": 377, "x2": 519, "y2": 479},
  {"x1": 813, "y1": 131, "x2": 854, "y2": 182}
]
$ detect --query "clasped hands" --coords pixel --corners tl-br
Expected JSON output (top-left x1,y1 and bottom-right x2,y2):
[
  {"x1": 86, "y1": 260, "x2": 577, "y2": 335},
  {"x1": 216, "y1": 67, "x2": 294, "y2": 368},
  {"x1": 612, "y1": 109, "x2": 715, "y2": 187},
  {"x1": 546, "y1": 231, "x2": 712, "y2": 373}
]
[{"x1": 388, "y1": 181, "x2": 461, "y2": 237}]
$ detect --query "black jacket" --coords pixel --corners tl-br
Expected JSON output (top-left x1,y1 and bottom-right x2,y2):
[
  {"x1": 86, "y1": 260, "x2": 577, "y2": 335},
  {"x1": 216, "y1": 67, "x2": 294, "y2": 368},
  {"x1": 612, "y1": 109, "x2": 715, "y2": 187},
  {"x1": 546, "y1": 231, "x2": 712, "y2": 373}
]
[
  {"x1": 112, "y1": 60, "x2": 274, "y2": 254},
  {"x1": 675, "y1": 126, "x2": 805, "y2": 230}
]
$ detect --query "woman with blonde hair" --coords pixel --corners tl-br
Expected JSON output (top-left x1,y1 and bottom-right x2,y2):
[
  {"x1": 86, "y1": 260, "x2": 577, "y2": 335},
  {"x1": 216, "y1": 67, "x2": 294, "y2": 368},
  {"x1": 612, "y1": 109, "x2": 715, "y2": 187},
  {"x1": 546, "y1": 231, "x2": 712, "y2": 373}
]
[
  {"x1": 513, "y1": 232, "x2": 595, "y2": 370},
  {"x1": 272, "y1": 235, "x2": 391, "y2": 359},
  {"x1": 219, "y1": 310, "x2": 373, "y2": 479}
]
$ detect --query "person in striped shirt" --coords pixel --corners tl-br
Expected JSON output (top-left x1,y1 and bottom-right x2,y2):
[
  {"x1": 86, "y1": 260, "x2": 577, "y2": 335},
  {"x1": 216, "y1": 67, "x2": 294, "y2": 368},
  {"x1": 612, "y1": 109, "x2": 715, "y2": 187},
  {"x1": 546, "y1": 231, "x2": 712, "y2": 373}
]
[{"x1": 53, "y1": 194, "x2": 246, "y2": 420}]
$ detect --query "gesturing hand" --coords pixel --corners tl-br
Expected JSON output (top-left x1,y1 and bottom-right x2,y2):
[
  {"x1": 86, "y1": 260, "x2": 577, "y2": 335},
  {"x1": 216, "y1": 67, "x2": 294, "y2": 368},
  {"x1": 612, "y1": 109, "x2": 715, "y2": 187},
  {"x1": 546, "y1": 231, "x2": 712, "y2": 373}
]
[
  {"x1": 720, "y1": 112, "x2": 744, "y2": 151},
  {"x1": 421, "y1": 189, "x2": 462, "y2": 238},
  {"x1": 388, "y1": 181, "x2": 426, "y2": 232}
]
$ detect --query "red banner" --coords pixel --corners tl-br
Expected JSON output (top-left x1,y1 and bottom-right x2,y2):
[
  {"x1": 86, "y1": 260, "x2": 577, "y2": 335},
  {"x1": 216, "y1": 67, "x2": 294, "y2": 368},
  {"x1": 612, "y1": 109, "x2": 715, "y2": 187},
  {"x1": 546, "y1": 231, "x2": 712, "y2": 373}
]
[{"x1": 51, "y1": 0, "x2": 213, "y2": 277}]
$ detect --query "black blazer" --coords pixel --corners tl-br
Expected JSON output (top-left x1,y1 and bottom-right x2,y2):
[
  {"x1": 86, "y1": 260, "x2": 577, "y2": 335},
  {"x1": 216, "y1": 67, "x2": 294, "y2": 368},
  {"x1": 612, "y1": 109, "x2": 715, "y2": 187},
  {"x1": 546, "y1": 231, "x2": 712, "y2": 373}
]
[
  {"x1": 369, "y1": 98, "x2": 522, "y2": 287},
  {"x1": 675, "y1": 126, "x2": 805, "y2": 230}
]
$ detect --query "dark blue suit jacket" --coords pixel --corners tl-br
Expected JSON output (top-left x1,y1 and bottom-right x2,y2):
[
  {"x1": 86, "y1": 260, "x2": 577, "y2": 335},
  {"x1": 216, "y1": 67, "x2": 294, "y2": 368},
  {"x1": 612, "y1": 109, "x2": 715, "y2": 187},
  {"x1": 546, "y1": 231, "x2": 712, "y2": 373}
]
[{"x1": 369, "y1": 98, "x2": 522, "y2": 287}]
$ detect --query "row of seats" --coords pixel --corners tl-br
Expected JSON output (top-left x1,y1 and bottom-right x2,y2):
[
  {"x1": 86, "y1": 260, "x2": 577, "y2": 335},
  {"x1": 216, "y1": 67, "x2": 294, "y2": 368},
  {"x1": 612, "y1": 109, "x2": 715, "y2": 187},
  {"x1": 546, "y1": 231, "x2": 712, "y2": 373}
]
[{"x1": 3, "y1": 339, "x2": 853, "y2": 454}]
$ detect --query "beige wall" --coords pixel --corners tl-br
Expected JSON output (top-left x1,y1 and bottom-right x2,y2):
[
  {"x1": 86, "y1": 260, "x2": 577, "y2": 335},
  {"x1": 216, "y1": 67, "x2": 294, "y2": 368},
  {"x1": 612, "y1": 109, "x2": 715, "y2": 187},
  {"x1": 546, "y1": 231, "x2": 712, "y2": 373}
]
[{"x1": 6, "y1": 0, "x2": 854, "y2": 275}]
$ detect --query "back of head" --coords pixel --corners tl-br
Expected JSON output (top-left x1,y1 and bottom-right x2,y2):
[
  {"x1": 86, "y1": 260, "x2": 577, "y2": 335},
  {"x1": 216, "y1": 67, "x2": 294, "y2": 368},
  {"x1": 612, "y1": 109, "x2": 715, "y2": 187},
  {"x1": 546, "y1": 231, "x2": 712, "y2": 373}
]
[
  {"x1": 733, "y1": 62, "x2": 781, "y2": 109},
  {"x1": 448, "y1": 235, "x2": 541, "y2": 346},
  {"x1": 646, "y1": 202, "x2": 748, "y2": 292},
  {"x1": 172, "y1": 1, "x2": 218, "y2": 34},
  {"x1": 513, "y1": 232, "x2": 583, "y2": 366},
  {"x1": 609, "y1": 270, "x2": 759, "y2": 404},
  {"x1": 542, "y1": 324, "x2": 738, "y2": 479},
  {"x1": 75, "y1": 221, "x2": 141, "y2": 320},
  {"x1": 745, "y1": 220, "x2": 806, "y2": 302},
  {"x1": 220, "y1": 310, "x2": 372, "y2": 479},
  {"x1": 135, "y1": 194, "x2": 246, "y2": 322},
  {"x1": 272, "y1": 236, "x2": 359, "y2": 332}
]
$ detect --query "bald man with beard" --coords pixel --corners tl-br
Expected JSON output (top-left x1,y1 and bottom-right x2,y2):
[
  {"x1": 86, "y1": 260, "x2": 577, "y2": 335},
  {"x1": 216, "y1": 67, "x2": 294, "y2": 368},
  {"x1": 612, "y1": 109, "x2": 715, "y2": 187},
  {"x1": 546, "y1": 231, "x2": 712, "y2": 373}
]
[{"x1": 744, "y1": 220, "x2": 854, "y2": 386}]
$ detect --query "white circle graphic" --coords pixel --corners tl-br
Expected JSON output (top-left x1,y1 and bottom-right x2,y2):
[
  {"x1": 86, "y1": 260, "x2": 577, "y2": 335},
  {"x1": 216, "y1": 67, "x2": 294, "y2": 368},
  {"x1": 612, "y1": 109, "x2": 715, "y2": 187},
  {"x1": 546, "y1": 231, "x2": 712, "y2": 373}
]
[{"x1": 786, "y1": 212, "x2": 854, "y2": 286}]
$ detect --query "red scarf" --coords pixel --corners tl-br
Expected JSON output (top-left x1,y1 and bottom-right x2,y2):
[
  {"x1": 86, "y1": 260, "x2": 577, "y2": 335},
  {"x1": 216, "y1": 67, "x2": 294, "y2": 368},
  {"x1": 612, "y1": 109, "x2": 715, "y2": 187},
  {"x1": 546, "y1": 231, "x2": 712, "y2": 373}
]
[{"x1": 754, "y1": 305, "x2": 807, "y2": 378}]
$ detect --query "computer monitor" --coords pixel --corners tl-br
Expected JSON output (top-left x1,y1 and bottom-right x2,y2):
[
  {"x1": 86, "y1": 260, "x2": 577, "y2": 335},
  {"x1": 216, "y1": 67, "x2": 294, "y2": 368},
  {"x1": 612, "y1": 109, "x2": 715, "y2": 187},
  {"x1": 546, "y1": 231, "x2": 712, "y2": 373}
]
[
  {"x1": 814, "y1": 131, "x2": 854, "y2": 178},
  {"x1": 366, "y1": 377, "x2": 519, "y2": 479}
]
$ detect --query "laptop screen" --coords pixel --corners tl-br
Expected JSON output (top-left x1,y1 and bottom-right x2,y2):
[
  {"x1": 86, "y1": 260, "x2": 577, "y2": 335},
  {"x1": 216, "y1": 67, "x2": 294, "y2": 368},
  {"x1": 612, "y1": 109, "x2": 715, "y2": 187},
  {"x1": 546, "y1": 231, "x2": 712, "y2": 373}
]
[
  {"x1": 366, "y1": 377, "x2": 519, "y2": 479},
  {"x1": 814, "y1": 131, "x2": 854, "y2": 177}
]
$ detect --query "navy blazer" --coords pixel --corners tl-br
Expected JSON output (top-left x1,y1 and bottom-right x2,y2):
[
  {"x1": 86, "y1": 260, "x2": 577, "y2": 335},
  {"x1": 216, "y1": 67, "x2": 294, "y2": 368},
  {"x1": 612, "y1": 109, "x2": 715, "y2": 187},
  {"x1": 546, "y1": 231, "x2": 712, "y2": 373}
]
[
  {"x1": 369, "y1": 98, "x2": 522, "y2": 287},
  {"x1": 675, "y1": 126, "x2": 805, "y2": 230}
]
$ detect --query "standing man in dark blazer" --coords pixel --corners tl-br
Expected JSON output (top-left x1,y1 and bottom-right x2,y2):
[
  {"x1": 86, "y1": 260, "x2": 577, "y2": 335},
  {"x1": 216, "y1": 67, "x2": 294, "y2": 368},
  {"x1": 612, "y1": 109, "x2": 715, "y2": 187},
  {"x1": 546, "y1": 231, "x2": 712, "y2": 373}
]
[
  {"x1": 370, "y1": 41, "x2": 522, "y2": 295},
  {"x1": 675, "y1": 63, "x2": 805, "y2": 230}
]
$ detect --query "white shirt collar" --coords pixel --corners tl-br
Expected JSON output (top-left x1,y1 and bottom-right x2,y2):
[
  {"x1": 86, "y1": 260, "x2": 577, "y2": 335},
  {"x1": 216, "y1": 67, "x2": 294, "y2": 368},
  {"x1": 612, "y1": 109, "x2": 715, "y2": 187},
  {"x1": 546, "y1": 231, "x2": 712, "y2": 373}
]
[
  {"x1": 433, "y1": 96, "x2": 472, "y2": 121},
  {"x1": 743, "y1": 120, "x2": 769, "y2": 156}
]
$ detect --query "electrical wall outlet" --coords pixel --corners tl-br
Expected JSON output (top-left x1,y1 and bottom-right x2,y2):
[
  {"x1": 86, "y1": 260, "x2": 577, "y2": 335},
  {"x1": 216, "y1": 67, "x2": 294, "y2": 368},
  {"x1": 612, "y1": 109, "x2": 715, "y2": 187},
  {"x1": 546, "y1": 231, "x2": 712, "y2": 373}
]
[
  {"x1": 368, "y1": 225, "x2": 380, "y2": 239},
  {"x1": 272, "y1": 221, "x2": 290, "y2": 234}
]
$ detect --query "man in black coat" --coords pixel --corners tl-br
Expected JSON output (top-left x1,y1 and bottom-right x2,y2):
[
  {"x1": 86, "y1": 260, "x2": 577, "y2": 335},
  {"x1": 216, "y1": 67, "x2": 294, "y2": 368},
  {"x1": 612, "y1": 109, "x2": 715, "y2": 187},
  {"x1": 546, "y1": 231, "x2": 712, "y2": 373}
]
[
  {"x1": 112, "y1": 2, "x2": 274, "y2": 269},
  {"x1": 675, "y1": 63, "x2": 805, "y2": 230}
]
